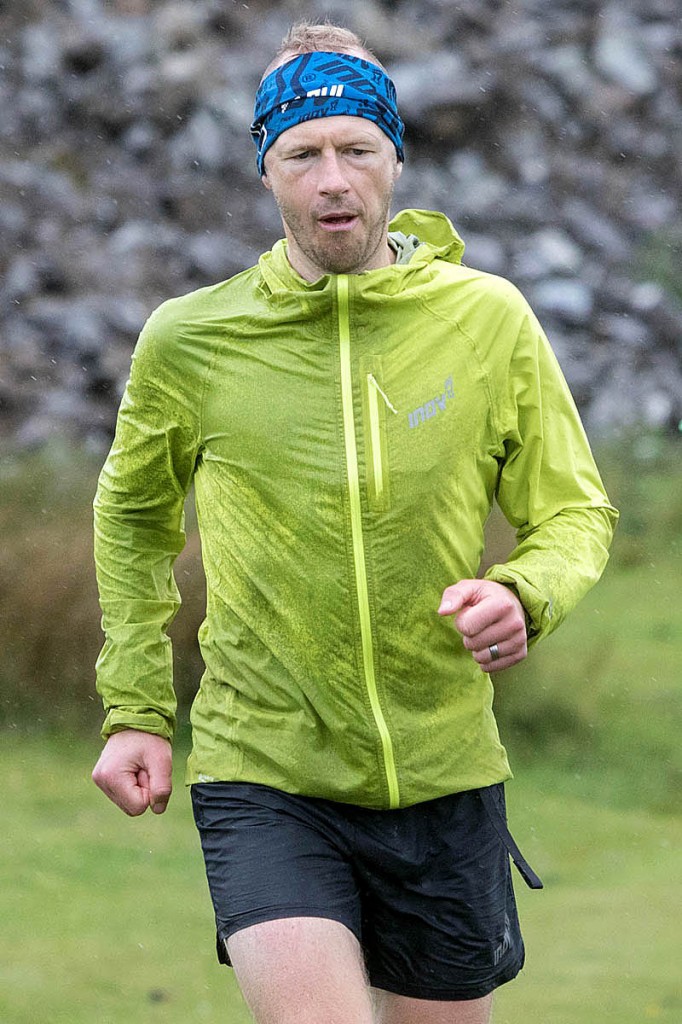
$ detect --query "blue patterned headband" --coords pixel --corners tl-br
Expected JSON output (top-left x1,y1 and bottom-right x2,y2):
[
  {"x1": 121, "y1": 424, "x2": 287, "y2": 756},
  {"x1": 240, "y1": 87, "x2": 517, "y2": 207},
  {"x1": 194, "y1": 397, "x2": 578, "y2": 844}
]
[{"x1": 251, "y1": 51, "x2": 405, "y2": 175}]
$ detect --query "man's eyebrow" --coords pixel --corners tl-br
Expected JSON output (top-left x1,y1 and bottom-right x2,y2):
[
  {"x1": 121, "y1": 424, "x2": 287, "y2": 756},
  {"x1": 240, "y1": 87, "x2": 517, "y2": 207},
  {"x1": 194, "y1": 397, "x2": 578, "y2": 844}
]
[{"x1": 342, "y1": 137, "x2": 380, "y2": 146}]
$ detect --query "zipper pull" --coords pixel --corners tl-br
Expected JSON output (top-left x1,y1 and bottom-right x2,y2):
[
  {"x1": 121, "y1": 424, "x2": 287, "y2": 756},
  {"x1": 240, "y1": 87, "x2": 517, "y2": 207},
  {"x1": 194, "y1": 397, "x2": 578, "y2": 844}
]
[{"x1": 367, "y1": 373, "x2": 399, "y2": 415}]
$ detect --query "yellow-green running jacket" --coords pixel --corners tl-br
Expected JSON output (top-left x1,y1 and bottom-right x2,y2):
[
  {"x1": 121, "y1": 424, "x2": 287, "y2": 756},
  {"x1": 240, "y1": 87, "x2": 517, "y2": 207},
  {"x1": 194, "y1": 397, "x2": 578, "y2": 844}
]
[{"x1": 94, "y1": 209, "x2": 618, "y2": 809}]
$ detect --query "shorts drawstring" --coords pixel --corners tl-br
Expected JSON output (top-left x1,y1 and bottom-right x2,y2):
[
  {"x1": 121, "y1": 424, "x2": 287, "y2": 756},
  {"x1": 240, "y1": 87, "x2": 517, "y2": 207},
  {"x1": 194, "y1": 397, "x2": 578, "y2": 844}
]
[{"x1": 479, "y1": 786, "x2": 544, "y2": 890}]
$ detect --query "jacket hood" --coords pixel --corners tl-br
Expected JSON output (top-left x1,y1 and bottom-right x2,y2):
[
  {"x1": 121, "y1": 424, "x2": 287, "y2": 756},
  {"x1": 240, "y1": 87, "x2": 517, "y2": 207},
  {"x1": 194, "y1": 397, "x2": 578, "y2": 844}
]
[
  {"x1": 388, "y1": 209, "x2": 465, "y2": 265},
  {"x1": 257, "y1": 209, "x2": 466, "y2": 303}
]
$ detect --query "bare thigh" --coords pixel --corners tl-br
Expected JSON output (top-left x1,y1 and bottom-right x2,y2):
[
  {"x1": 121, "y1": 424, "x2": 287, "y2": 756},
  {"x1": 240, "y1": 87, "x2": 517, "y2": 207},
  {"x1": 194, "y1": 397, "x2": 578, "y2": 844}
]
[
  {"x1": 227, "y1": 916, "x2": 375, "y2": 1024},
  {"x1": 373, "y1": 989, "x2": 493, "y2": 1024}
]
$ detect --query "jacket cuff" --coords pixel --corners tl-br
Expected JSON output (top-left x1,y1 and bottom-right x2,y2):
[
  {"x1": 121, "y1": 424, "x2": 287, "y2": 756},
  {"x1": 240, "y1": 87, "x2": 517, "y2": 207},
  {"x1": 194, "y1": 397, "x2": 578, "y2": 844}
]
[
  {"x1": 482, "y1": 567, "x2": 552, "y2": 646},
  {"x1": 101, "y1": 707, "x2": 175, "y2": 742}
]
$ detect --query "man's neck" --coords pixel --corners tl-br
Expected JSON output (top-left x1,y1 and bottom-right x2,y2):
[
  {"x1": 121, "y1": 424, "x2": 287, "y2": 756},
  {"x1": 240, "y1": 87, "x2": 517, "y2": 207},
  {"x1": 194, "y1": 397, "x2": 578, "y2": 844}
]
[{"x1": 285, "y1": 240, "x2": 397, "y2": 282}]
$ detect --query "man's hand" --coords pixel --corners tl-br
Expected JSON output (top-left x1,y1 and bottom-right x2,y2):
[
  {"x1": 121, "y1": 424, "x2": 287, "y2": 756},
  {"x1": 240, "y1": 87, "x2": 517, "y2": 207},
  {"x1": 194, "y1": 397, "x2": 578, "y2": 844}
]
[
  {"x1": 437, "y1": 579, "x2": 528, "y2": 673},
  {"x1": 92, "y1": 730, "x2": 173, "y2": 816}
]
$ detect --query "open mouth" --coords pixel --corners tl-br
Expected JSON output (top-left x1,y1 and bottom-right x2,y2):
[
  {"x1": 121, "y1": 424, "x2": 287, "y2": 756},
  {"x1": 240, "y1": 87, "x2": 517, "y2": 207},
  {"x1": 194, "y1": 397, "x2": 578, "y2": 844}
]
[{"x1": 317, "y1": 213, "x2": 359, "y2": 231}]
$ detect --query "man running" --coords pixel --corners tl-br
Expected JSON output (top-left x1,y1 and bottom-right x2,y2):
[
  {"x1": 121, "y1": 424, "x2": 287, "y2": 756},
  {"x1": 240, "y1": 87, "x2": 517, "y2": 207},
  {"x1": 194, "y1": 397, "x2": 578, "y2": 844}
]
[{"x1": 93, "y1": 22, "x2": 617, "y2": 1024}]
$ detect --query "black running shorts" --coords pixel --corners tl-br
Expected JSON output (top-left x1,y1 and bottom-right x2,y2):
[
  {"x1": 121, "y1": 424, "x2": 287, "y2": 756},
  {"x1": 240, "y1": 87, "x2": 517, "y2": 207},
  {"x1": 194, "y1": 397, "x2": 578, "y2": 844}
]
[{"x1": 191, "y1": 781, "x2": 536, "y2": 1002}]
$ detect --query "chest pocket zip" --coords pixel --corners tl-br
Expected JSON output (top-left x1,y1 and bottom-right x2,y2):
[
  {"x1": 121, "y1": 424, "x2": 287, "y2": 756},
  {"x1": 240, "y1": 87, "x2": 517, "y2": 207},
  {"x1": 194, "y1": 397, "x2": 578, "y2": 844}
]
[{"x1": 364, "y1": 369, "x2": 398, "y2": 512}]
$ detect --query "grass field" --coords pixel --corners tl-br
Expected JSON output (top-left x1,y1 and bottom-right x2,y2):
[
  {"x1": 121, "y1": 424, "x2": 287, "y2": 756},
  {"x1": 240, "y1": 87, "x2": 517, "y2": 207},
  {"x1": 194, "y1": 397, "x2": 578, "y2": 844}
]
[{"x1": 1, "y1": 730, "x2": 680, "y2": 1024}]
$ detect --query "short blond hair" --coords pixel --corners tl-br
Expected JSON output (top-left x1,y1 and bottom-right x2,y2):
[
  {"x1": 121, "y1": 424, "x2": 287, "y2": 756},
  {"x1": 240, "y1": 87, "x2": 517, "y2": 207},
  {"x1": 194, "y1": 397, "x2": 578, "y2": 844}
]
[{"x1": 262, "y1": 21, "x2": 385, "y2": 79}]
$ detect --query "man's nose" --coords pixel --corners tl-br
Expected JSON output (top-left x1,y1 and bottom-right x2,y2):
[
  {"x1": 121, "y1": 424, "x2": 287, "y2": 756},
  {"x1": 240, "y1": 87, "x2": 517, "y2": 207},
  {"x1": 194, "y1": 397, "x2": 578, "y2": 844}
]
[{"x1": 316, "y1": 151, "x2": 350, "y2": 195}]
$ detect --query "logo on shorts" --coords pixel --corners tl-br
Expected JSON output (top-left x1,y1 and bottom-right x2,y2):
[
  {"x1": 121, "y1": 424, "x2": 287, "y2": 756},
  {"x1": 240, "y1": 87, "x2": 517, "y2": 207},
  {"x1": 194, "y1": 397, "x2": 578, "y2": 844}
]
[{"x1": 493, "y1": 913, "x2": 513, "y2": 966}]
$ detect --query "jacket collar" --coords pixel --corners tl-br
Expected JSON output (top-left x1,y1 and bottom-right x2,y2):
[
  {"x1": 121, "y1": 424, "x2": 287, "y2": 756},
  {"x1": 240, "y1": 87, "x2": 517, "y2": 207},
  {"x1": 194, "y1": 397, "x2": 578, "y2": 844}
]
[{"x1": 257, "y1": 209, "x2": 466, "y2": 302}]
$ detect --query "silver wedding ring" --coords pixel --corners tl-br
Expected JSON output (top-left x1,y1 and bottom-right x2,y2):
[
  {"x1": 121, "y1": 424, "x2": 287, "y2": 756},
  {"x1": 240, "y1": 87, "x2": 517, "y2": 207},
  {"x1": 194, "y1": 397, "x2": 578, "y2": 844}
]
[{"x1": 489, "y1": 643, "x2": 501, "y2": 661}]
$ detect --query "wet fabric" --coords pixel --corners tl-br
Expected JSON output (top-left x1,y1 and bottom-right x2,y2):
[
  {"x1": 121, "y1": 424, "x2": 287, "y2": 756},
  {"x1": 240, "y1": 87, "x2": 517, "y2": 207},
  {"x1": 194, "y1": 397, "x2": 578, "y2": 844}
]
[
  {"x1": 94, "y1": 208, "x2": 619, "y2": 809},
  {"x1": 192, "y1": 780, "x2": 526, "y2": 1000},
  {"x1": 250, "y1": 51, "x2": 405, "y2": 174}
]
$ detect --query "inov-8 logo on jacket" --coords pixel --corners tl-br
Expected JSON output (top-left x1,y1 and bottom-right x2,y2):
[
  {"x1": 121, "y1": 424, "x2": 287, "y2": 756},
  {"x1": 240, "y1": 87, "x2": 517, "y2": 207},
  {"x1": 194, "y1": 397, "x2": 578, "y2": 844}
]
[{"x1": 408, "y1": 376, "x2": 455, "y2": 429}]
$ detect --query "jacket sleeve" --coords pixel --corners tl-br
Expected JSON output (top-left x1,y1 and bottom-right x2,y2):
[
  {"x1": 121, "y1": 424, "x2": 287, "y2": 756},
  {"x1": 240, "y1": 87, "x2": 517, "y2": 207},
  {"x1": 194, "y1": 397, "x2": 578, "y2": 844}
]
[
  {"x1": 93, "y1": 305, "x2": 203, "y2": 740},
  {"x1": 483, "y1": 296, "x2": 619, "y2": 645}
]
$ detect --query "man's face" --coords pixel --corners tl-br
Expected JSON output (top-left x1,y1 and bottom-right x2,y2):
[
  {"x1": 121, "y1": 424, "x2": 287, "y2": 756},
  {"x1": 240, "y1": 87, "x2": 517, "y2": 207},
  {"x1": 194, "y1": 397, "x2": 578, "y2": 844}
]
[{"x1": 262, "y1": 115, "x2": 403, "y2": 281}]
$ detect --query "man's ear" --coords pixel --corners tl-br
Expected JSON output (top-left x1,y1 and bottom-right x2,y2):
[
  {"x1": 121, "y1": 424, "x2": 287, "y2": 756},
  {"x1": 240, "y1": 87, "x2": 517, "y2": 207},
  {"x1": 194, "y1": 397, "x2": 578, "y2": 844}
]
[
  {"x1": 261, "y1": 172, "x2": 272, "y2": 191},
  {"x1": 394, "y1": 160, "x2": 403, "y2": 183}
]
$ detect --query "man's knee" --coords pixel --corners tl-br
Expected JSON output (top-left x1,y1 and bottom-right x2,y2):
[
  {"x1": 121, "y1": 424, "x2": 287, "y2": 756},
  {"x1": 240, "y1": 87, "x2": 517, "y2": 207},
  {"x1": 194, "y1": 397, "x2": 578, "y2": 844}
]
[{"x1": 373, "y1": 990, "x2": 493, "y2": 1024}]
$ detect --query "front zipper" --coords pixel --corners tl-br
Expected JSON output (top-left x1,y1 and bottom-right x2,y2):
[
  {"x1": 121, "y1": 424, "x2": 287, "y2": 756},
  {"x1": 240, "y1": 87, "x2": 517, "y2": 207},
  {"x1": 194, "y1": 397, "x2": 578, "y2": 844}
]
[{"x1": 337, "y1": 275, "x2": 400, "y2": 809}]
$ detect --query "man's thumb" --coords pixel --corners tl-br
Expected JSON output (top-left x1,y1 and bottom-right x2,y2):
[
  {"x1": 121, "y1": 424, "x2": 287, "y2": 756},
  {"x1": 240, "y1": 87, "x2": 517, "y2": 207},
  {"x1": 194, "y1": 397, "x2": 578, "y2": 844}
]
[
  {"x1": 437, "y1": 580, "x2": 480, "y2": 616},
  {"x1": 149, "y1": 771, "x2": 172, "y2": 815}
]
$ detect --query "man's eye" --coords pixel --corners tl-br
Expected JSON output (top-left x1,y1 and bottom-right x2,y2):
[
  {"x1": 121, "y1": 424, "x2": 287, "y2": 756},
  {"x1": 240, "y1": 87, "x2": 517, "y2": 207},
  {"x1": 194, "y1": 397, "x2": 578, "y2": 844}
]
[
  {"x1": 350, "y1": 148, "x2": 368, "y2": 156},
  {"x1": 292, "y1": 151, "x2": 312, "y2": 160}
]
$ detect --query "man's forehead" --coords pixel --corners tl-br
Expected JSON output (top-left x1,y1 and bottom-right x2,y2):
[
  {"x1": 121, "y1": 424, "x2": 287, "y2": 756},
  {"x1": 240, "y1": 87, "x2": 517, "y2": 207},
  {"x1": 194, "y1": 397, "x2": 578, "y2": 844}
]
[{"x1": 274, "y1": 115, "x2": 387, "y2": 149}]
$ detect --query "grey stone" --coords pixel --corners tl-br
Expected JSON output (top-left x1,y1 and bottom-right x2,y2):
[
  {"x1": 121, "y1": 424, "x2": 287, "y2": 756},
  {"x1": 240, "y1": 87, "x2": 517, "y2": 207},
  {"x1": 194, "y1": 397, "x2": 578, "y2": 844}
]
[
  {"x1": 21, "y1": 22, "x2": 62, "y2": 84},
  {"x1": 205, "y1": 83, "x2": 258, "y2": 158},
  {"x1": 0, "y1": 201, "x2": 28, "y2": 239},
  {"x1": 389, "y1": 53, "x2": 493, "y2": 120},
  {"x1": 447, "y1": 152, "x2": 508, "y2": 219},
  {"x1": 597, "y1": 314, "x2": 653, "y2": 351},
  {"x1": 512, "y1": 229, "x2": 582, "y2": 281},
  {"x1": 122, "y1": 120, "x2": 160, "y2": 159},
  {"x1": 96, "y1": 296, "x2": 150, "y2": 336},
  {"x1": 648, "y1": 301, "x2": 682, "y2": 355},
  {"x1": 643, "y1": 390, "x2": 675, "y2": 428},
  {"x1": 622, "y1": 186, "x2": 678, "y2": 232},
  {"x1": 102, "y1": 16, "x2": 155, "y2": 68},
  {"x1": 23, "y1": 297, "x2": 105, "y2": 358},
  {"x1": 170, "y1": 108, "x2": 228, "y2": 172},
  {"x1": 493, "y1": 109, "x2": 552, "y2": 187},
  {"x1": 186, "y1": 232, "x2": 260, "y2": 280},
  {"x1": 516, "y1": 78, "x2": 569, "y2": 126},
  {"x1": 547, "y1": 330, "x2": 608, "y2": 407},
  {"x1": 536, "y1": 45, "x2": 599, "y2": 104},
  {"x1": 561, "y1": 200, "x2": 632, "y2": 262},
  {"x1": 461, "y1": 234, "x2": 506, "y2": 276},
  {"x1": 15, "y1": 414, "x2": 61, "y2": 451},
  {"x1": 593, "y1": 8, "x2": 659, "y2": 97},
  {"x1": 154, "y1": 3, "x2": 211, "y2": 52},
  {"x1": 531, "y1": 279, "x2": 594, "y2": 326},
  {"x1": 651, "y1": 353, "x2": 682, "y2": 407},
  {"x1": 91, "y1": 196, "x2": 121, "y2": 232},
  {"x1": 584, "y1": 367, "x2": 643, "y2": 433},
  {"x1": 2, "y1": 256, "x2": 41, "y2": 303},
  {"x1": 107, "y1": 220, "x2": 181, "y2": 258},
  {"x1": 16, "y1": 87, "x2": 62, "y2": 139},
  {"x1": 628, "y1": 282, "x2": 666, "y2": 314}
]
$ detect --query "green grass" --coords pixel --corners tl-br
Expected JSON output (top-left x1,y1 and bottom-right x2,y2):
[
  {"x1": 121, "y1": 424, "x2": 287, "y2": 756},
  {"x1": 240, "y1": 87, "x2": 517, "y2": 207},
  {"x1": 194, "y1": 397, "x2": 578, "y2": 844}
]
[
  {"x1": 0, "y1": 732, "x2": 251, "y2": 1024},
  {"x1": 1, "y1": 731, "x2": 680, "y2": 1024},
  {"x1": 493, "y1": 554, "x2": 682, "y2": 815},
  {"x1": 496, "y1": 788, "x2": 681, "y2": 1023}
]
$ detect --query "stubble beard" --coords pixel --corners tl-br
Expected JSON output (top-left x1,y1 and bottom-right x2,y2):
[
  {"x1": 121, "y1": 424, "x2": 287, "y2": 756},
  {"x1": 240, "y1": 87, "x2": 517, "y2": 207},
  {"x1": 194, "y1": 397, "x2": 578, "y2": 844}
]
[{"x1": 274, "y1": 188, "x2": 395, "y2": 277}]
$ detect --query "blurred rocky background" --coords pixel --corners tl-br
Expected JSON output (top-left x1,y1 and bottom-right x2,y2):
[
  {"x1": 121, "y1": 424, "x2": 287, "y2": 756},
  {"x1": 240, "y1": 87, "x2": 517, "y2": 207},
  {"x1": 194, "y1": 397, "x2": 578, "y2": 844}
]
[{"x1": 1, "y1": 0, "x2": 681, "y2": 453}]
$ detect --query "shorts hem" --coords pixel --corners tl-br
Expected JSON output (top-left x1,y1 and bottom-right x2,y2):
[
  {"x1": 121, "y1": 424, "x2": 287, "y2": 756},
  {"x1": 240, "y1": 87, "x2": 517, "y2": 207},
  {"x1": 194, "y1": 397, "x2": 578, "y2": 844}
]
[
  {"x1": 368, "y1": 953, "x2": 525, "y2": 1002},
  {"x1": 216, "y1": 908, "x2": 360, "y2": 966}
]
